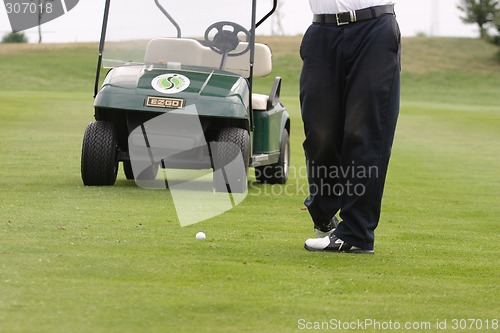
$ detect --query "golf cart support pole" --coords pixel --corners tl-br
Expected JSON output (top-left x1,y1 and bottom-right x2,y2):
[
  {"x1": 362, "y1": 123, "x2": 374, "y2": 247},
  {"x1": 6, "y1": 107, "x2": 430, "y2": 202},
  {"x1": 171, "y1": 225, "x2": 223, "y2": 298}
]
[
  {"x1": 248, "y1": 0, "x2": 257, "y2": 130},
  {"x1": 257, "y1": 0, "x2": 278, "y2": 28},
  {"x1": 93, "y1": 0, "x2": 111, "y2": 98},
  {"x1": 249, "y1": 0, "x2": 278, "y2": 130},
  {"x1": 155, "y1": 0, "x2": 181, "y2": 38}
]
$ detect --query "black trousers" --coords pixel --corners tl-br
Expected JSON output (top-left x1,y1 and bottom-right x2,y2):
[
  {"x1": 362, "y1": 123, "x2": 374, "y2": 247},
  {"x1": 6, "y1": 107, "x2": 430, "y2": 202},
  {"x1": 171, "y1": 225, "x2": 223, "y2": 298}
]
[{"x1": 299, "y1": 13, "x2": 401, "y2": 250}]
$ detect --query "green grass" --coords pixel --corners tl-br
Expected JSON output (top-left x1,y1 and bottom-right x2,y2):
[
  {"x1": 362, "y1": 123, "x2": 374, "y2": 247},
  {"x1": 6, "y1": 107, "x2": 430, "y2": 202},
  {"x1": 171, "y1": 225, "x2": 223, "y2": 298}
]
[{"x1": 1, "y1": 38, "x2": 499, "y2": 333}]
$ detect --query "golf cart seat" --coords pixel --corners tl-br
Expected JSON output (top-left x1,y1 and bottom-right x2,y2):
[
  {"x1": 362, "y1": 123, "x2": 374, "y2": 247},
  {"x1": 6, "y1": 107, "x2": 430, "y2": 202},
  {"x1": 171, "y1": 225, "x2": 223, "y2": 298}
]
[
  {"x1": 144, "y1": 37, "x2": 273, "y2": 78},
  {"x1": 252, "y1": 76, "x2": 282, "y2": 112}
]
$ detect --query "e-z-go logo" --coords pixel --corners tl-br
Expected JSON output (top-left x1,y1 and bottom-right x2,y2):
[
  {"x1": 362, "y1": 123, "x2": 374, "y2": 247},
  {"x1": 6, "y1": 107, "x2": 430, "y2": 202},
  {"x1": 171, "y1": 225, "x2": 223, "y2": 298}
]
[{"x1": 3, "y1": 0, "x2": 79, "y2": 32}]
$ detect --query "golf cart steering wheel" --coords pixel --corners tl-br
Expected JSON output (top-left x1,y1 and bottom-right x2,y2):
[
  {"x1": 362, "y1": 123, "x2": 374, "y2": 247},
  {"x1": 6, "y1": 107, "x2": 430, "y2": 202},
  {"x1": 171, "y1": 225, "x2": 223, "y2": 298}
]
[{"x1": 204, "y1": 21, "x2": 251, "y2": 57}]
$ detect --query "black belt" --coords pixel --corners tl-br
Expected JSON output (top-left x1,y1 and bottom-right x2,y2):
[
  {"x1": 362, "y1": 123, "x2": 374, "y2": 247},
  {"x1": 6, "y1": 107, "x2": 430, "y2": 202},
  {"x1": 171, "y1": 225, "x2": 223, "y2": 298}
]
[{"x1": 313, "y1": 4, "x2": 395, "y2": 26}]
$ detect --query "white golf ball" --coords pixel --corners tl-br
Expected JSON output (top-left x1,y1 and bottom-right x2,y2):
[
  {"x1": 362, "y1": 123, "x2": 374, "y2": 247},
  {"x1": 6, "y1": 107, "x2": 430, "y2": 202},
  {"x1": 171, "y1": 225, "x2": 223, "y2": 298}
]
[{"x1": 195, "y1": 232, "x2": 206, "y2": 240}]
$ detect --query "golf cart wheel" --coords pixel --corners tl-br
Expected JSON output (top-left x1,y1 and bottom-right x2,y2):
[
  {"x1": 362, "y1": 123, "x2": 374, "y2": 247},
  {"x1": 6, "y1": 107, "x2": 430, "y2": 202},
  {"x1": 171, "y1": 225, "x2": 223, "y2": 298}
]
[
  {"x1": 123, "y1": 160, "x2": 159, "y2": 181},
  {"x1": 81, "y1": 121, "x2": 118, "y2": 186},
  {"x1": 256, "y1": 129, "x2": 290, "y2": 184},
  {"x1": 213, "y1": 127, "x2": 250, "y2": 193}
]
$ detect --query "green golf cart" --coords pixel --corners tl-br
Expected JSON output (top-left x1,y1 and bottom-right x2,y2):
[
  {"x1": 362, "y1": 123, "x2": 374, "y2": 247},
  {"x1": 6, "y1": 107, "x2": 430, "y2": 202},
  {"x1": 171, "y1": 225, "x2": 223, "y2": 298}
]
[{"x1": 81, "y1": 0, "x2": 290, "y2": 193}]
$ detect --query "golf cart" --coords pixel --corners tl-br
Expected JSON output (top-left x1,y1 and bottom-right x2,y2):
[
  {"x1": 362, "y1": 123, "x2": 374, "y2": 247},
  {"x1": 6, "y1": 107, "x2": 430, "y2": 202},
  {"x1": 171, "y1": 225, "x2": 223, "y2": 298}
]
[{"x1": 81, "y1": 0, "x2": 290, "y2": 192}]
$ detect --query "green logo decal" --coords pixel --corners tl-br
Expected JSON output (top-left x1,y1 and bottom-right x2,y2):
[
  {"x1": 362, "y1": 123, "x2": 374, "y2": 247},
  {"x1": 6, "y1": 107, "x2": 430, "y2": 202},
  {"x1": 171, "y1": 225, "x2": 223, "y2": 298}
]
[{"x1": 152, "y1": 74, "x2": 190, "y2": 94}]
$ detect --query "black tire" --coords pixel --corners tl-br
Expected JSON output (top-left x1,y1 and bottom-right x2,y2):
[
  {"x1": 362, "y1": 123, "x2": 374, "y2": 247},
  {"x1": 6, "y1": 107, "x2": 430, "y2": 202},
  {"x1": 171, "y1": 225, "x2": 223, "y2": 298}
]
[
  {"x1": 212, "y1": 127, "x2": 249, "y2": 193},
  {"x1": 81, "y1": 121, "x2": 118, "y2": 186},
  {"x1": 256, "y1": 129, "x2": 290, "y2": 184},
  {"x1": 123, "y1": 160, "x2": 159, "y2": 181}
]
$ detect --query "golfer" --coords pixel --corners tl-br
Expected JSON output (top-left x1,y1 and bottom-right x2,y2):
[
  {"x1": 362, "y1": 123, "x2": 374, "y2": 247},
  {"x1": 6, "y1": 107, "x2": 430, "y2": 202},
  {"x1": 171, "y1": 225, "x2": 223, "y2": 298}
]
[{"x1": 300, "y1": 0, "x2": 401, "y2": 254}]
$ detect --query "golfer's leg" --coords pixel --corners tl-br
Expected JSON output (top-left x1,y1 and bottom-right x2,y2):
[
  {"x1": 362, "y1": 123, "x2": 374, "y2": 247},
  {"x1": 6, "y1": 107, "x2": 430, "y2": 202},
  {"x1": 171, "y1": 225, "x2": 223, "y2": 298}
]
[
  {"x1": 334, "y1": 15, "x2": 401, "y2": 250},
  {"x1": 299, "y1": 24, "x2": 344, "y2": 230}
]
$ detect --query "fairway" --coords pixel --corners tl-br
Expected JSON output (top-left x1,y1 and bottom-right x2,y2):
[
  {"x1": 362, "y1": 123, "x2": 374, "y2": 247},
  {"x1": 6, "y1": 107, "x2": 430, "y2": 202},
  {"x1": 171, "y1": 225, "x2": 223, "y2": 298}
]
[{"x1": 1, "y1": 38, "x2": 499, "y2": 332}]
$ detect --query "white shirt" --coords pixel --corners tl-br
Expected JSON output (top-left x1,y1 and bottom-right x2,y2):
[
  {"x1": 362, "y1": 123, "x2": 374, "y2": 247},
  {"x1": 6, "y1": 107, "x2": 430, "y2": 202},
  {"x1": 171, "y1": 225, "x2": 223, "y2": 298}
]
[{"x1": 309, "y1": 0, "x2": 396, "y2": 14}]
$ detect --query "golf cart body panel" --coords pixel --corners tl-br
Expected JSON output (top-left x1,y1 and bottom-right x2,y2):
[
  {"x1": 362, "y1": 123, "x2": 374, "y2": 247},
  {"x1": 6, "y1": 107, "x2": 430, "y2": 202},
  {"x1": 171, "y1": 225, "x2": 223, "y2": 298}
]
[
  {"x1": 82, "y1": 0, "x2": 289, "y2": 186},
  {"x1": 95, "y1": 67, "x2": 250, "y2": 119}
]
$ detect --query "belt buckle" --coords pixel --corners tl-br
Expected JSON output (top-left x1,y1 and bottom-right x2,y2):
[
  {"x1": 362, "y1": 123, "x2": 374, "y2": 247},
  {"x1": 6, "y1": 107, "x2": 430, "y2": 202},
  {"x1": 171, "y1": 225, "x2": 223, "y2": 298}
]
[
  {"x1": 335, "y1": 13, "x2": 349, "y2": 26},
  {"x1": 336, "y1": 11, "x2": 357, "y2": 26}
]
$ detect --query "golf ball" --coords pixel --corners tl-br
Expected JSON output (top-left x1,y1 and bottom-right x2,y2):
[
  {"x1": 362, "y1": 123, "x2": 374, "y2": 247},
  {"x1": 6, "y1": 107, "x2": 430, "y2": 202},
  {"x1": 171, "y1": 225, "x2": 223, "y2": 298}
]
[{"x1": 196, "y1": 232, "x2": 206, "y2": 240}]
